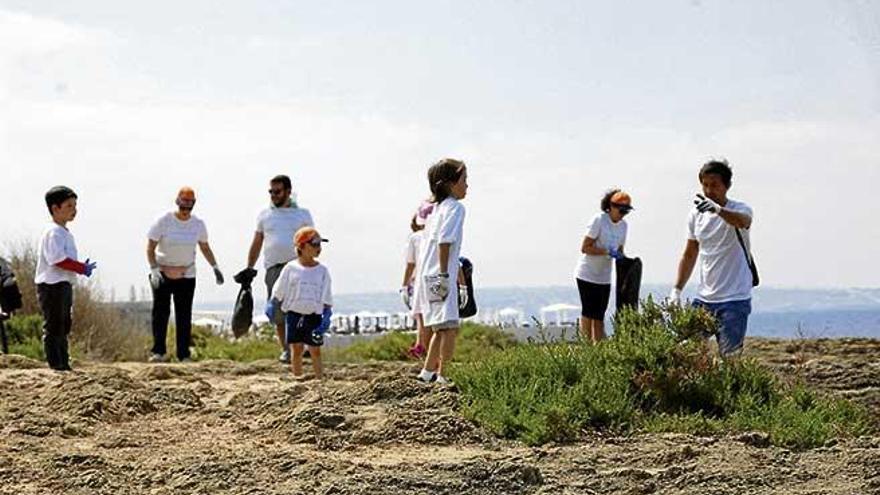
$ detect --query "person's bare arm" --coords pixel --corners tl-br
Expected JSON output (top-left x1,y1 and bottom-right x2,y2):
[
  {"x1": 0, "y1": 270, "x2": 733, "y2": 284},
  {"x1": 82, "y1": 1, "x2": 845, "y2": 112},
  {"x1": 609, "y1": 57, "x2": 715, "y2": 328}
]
[
  {"x1": 402, "y1": 263, "x2": 415, "y2": 287},
  {"x1": 674, "y1": 240, "x2": 699, "y2": 290},
  {"x1": 247, "y1": 231, "x2": 264, "y2": 268},
  {"x1": 439, "y1": 243, "x2": 451, "y2": 274},
  {"x1": 718, "y1": 208, "x2": 752, "y2": 229},
  {"x1": 147, "y1": 239, "x2": 159, "y2": 268},
  {"x1": 580, "y1": 236, "x2": 608, "y2": 256},
  {"x1": 198, "y1": 242, "x2": 218, "y2": 266}
]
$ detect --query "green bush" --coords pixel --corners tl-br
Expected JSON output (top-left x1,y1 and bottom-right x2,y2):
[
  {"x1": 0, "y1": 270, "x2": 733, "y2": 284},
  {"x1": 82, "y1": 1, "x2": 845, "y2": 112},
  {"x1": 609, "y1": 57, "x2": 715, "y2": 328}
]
[
  {"x1": 337, "y1": 322, "x2": 518, "y2": 363},
  {"x1": 3, "y1": 314, "x2": 45, "y2": 360},
  {"x1": 190, "y1": 325, "x2": 280, "y2": 362},
  {"x1": 453, "y1": 299, "x2": 871, "y2": 449}
]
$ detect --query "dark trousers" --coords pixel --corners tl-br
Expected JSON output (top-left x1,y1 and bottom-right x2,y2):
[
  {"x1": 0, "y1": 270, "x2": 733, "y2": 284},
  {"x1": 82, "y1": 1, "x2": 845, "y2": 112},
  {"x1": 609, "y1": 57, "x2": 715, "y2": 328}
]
[
  {"x1": 37, "y1": 282, "x2": 73, "y2": 370},
  {"x1": 151, "y1": 276, "x2": 196, "y2": 360}
]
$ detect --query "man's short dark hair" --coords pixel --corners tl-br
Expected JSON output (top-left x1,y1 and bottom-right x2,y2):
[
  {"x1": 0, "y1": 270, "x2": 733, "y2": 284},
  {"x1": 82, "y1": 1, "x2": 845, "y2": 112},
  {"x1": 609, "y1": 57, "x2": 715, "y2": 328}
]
[
  {"x1": 699, "y1": 159, "x2": 733, "y2": 188},
  {"x1": 270, "y1": 175, "x2": 292, "y2": 190},
  {"x1": 44, "y1": 186, "x2": 77, "y2": 214}
]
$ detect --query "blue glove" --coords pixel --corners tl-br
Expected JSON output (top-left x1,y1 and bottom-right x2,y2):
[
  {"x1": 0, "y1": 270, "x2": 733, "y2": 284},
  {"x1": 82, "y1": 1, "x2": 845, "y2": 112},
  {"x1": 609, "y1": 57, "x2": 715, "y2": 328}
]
[
  {"x1": 317, "y1": 307, "x2": 333, "y2": 335},
  {"x1": 608, "y1": 248, "x2": 622, "y2": 260},
  {"x1": 83, "y1": 258, "x2": 97, "y2": 277},
  {"x1": 265, "y1": 299, "x2": 277, "y2": 321}
]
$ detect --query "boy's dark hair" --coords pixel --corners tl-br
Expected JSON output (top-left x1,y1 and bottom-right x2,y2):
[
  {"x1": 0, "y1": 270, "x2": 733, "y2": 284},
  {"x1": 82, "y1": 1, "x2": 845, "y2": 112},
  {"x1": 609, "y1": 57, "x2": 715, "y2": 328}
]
[
  {"x1": 600, "y1": 188, "x2": 622, "y2": 213},
  {"x1": 699, "y1": 159, "x2": 733, "y2": 188},
  {"x1": 45, "y1": 186, "x2": 78, "y2": 214},
  {"x1": 270, "y1": 175, "x2": 292, "y2": 190},
  {"x1": 428, "y1": 158, "x2": 466, "y2": 204}
]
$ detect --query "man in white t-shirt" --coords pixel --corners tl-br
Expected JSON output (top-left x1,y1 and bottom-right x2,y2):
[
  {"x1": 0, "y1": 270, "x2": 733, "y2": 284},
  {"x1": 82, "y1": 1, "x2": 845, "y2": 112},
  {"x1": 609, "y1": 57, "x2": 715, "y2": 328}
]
[
  {"x1": 243, "y1": 174, "x2": 314, "y2": 363},
  {"x1": 670, "y1": 160, "x2": 756, "y2": 357},
  {"x1": 146, "y1": 187, "x2": 224, "y2": 363}
]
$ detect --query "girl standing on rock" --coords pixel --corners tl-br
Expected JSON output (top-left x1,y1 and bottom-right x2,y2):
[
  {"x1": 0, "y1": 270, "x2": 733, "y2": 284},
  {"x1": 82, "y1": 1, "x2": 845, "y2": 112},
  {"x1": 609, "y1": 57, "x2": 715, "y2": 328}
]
[{"x1": 412, "y1": 159, "x2": 469, "y2": 384}]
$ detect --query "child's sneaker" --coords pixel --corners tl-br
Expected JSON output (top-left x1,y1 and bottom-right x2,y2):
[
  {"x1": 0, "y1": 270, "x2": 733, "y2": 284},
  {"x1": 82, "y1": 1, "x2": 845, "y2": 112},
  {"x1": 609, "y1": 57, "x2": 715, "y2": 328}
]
[
  {"x1": 435, "y1": 375, "x2": 453, "y2": 385},
  {"x1": 278, "y1": 350, "x2": 291, "y2": 364},
  {"x1": 408, "y1": 343, "x2": 426, "y2": 359},
  {"x1": 148, "y1": 353, "x2": 166, "y2": 363},
  {"x1": 416, "y1": 369, "x2": 437, "y2": 383}
]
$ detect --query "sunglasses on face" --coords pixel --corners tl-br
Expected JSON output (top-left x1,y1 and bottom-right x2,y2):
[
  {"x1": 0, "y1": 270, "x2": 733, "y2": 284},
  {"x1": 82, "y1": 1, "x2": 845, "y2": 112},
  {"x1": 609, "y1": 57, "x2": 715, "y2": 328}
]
[
  {"x1": 268, "y1": 188, "x2": 288, "y2": 196},
  {"x1": 611, "y1": 203, "x2": 632, "y2": 214},
  {"x1": 305, "y1": 239, "x2": 323, "y2": 248}
]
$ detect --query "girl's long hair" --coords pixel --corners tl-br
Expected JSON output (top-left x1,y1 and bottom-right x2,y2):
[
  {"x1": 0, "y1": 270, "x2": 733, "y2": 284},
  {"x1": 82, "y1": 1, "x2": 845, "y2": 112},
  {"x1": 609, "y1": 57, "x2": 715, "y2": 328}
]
[{"x1": 427, "y1": 158, "x2": 466, "y2": 203}]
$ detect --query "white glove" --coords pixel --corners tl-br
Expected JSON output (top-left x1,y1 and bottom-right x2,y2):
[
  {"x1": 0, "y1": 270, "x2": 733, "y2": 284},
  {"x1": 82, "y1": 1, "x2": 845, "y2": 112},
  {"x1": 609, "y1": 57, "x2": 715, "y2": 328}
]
[
  {"x1": 149, "y1": 267, "x2": 163, "y2": 290},
  {"x1": 212, "y1": 265, "x2": 225, "y2": 285},
  {"x1": 429, "y1": 273, "x2": 451, "y2": 301},
  {"x1": 694, "y1": 194, "x2": 721, "y2": 214},
  {"x1": 399, "y1": 286, "x2": 412, "y2": 310},
  {"x1": 667, "y1": 287, "x2": 682, "y2": 305},
  {"x1": 458, "y1": 284, "x2": 468, "y2": 310}
]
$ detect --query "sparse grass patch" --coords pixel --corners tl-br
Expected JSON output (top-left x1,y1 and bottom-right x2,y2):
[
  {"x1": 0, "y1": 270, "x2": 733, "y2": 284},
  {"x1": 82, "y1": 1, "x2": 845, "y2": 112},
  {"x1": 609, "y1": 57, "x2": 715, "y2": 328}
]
[
  {"x1": 190, "y1": 325, "x2": 280, "y2": 362},
  {"x1": 453, "y1": 299, "x2": 871, "y2": 449},
  {"x1": 335, "y1": 322, "x2": 518, "y2": 363}
]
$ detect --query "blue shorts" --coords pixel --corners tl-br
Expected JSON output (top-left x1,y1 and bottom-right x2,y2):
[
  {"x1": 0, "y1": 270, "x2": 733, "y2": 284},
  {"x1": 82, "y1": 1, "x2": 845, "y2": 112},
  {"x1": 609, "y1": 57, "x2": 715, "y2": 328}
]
[
  {"x1": 284, "y1": 312, "x2": 323, "y2": 347},
  {"x1": 692, "y1": 298, "x2": 751, "y2": 356}
]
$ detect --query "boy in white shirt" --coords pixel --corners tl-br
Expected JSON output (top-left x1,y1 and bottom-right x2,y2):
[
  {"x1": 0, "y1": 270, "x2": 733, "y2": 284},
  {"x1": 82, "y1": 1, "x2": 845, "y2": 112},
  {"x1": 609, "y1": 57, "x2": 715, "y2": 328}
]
[
  {"x1": 267, "y1": 227, "x2": 332, "y2": 379},
  {"x1": 400, "y1": 201, "x2": 433, "y2": 358},
  {"x1": 35, "y1": 186, "x2": 97, "y2": 371}
]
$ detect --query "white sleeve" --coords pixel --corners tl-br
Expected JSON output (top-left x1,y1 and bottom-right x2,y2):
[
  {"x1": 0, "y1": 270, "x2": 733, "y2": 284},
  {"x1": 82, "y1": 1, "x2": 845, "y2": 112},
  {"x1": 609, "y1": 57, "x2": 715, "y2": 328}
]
[
  {"x1": 272, "y1": 265, "x2": 289, "y2": 301},
  {"x1": 620, "y1": 223, "x2": 628, "y2": 248},
  {"x1": 198, "y1": 220, "x2": 208, "y2": 243},
  {"x1": 322, "y1": 268, "x2": 333, "y2": 306},
  {"x1": 303, "y1": 209, "x2": 314, "y2": 227},
  {"x1": 404, "y1": 235, "x2": 417, "y2": 264},
  {"x1": 586, "y1": 214, "x2": 602, "y2": 239},
  {"x1": 687, "y1": 211, "x2": 697, "y2": 241},
  {"x1": 438, "y1": 202, "x2": 465, "y2": 244},
  {"x1": 735, "y1": 202, "x2": 754, "y2": 224},
  {"x1": 255, "y1": 211, "x2": 265, "y2": 233},
  {"x1": 147, "y1": 216, "x2": 164, "y2": 242},
  {"x1": 43, "y1": 230, "x2": 69, "y2": 265}
]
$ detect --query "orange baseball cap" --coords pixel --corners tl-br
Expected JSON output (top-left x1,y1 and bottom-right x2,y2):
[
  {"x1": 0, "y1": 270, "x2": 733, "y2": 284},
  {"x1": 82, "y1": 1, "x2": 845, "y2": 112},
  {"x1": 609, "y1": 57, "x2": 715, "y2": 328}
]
[
  {"x1": 294, "y1": 226, "x2": 329, "y2": 247},
  {"x1": 610, "y1": 191, "x2": 632, "y2": 207}
]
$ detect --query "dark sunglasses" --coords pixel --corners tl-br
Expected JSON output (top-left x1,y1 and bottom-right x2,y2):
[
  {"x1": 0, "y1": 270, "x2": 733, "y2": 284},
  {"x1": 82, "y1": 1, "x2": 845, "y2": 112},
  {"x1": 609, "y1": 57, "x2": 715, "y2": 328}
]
[
  {"x1": 611, "y1": 203, "x2": 633, "y2": 214},
  {"x1": 268, "y1": 188, "x2": 288, "y2": 196}
]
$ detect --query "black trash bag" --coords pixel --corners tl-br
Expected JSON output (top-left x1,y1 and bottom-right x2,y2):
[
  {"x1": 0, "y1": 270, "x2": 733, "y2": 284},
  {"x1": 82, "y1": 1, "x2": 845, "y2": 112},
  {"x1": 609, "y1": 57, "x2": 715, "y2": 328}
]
[
  {"x1": 231, "y1": 268, "x2": 258, "y2": 338},
  {"x1": 459, "y1": 256, "x2": 477, "y2": 319},
  {"x1": 615, "y1": 256, "x2": 642, "y2": 313}
]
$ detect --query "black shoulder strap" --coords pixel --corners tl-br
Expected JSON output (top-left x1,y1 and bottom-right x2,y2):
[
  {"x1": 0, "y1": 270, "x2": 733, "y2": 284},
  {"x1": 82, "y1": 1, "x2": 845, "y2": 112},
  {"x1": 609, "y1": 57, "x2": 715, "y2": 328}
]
[{"x1": 733, "y1": 228, "x2": 752, "y2": 265}]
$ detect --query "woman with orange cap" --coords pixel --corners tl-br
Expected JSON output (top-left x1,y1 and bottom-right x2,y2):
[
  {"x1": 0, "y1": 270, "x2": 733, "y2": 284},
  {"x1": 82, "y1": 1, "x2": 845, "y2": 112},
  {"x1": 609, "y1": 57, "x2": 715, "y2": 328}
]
[
  {"x1": 146, "y1": 187, "x2": 224, "y2": 363},
  {"x1": 573, "y1": 189, "x2": 632, "y2": 342}
]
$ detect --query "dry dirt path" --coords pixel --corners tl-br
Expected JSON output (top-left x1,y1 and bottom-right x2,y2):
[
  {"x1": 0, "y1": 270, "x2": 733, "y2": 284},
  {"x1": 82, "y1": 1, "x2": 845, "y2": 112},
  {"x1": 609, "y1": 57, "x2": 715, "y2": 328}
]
[{"x1": 1, "y1": 338, "x2": 879, "y2": 494}]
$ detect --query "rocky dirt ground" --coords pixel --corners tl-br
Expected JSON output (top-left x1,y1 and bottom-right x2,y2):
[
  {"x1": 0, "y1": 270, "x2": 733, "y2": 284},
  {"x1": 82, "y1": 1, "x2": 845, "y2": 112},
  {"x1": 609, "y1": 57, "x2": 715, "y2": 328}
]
[{"x1": 1, "y1": 337, "x2": 879, "y2": 495}]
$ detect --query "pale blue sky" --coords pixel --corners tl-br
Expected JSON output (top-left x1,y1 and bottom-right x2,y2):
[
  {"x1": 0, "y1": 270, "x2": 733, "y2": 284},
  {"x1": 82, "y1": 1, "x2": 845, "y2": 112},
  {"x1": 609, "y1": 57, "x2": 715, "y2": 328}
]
[{"x1": 1, "y1": 1, "x2": 878, "y2": 300}]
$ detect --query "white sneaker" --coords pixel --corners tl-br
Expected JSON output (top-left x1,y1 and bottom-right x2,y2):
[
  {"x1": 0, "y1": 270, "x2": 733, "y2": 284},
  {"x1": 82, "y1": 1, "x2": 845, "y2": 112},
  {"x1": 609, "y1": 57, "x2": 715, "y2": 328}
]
[
  {"x1": 278, "y1": 350, "x2": 291, "y2": 364},
  {"x1": 180, "y1": 357, "x2": 193, "y2": 363},
  {"x1": 148, "y1": 353, "x2": 166, "y2": 363},
  {"x1": 435, "y1": 375, "x2": 453, "y2": 385},
  {"x1": 416, "y1": 369, "x2": 437, "y2": 383}
]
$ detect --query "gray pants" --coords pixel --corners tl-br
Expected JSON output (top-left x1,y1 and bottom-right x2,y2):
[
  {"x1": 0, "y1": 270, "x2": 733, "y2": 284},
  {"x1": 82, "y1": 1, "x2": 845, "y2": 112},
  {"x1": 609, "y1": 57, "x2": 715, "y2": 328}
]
[{"x1": 265, "y1": 263, "x2": 287, "y2": 326}]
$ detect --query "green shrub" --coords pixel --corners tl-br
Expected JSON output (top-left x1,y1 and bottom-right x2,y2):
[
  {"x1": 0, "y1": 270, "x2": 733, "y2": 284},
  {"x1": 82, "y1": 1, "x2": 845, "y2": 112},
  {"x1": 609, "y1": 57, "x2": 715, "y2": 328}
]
[
  {"x1": 337, "y1": 322, "x2": 518, "y2": 363},
  {"x1": 190, "y1": 325, "x2": 281, "y2": 362},
  {"x1": 3, "y1": 314, "x2": 45, "y2": 360},
  {"x1": 454, "y1": 299, "x2": 871, "y2": 448}
]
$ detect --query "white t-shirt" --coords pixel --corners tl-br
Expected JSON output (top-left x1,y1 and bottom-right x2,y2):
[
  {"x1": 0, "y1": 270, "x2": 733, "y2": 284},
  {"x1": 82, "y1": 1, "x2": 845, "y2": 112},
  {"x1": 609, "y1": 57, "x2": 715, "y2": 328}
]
[
  {"x1": 256, "y1": 206, "x2": 314, "y2": 268},
  {"x1": 412, "y1": 197, "x2": 466, "y2": 326},
  {"x1": 35, "y1": 223, "x2": 78, "y2": 285},
  {"x1": 688, "y1": 198, "x2": 754, "y2": 303},
  {"x1": 574, "y1": 212, "x2": 628, "y2": 284},
  {"x1": 404, "y1": 231, "x2": 424, "y2": 266},
  {"x1": 147, "y1": 212, "x2": 208, "y2": 279},
  {"x1": 271, "y1": 260, "x2": 333, "y2": 315}
]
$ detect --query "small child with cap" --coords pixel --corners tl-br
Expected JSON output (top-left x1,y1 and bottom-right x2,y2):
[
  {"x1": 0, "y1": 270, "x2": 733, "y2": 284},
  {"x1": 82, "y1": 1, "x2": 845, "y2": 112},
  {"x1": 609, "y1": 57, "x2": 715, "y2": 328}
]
[
  {"x1": 267, "y1": 226, "x2": 332, "y2": 379},
  {"x1": 400, "y1": 200, "x2": 434, "y2": 358}
]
